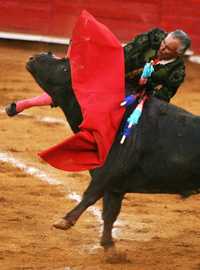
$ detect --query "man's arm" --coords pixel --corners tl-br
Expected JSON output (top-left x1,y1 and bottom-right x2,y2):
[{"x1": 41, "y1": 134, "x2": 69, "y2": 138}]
[{"x1": 124, "y1": 28, "x2": 166, "y2": 73}]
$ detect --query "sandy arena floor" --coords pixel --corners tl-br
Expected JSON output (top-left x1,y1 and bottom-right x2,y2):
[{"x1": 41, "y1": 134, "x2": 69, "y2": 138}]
[{"x1": 0, "y1": 39, "x2": 200, "y2": 270}]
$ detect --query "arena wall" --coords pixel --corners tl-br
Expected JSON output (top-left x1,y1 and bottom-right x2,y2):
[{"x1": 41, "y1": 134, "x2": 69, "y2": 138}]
[{"x1": 0, "y1": 0, "x2": 199, "y2": 53}]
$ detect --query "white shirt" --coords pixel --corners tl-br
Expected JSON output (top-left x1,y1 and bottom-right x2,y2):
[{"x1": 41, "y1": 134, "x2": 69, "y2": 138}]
[{"x1": 158, "y1": 58, "x2": 176, "y2": 65}]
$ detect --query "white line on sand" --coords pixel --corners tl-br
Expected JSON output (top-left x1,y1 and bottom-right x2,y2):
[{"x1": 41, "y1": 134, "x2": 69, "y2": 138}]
[
  {"x1": 1, "y1": 107, "x2": 66, "y2": 125},
  {"x1": 0, "y1": 152, "x2": 101, "y2": 222},
  {"x1": 0, "y1": 151, "x2": 125, "y2": 241},
  {"x1": 0, "y1": 152, "x2": 60, "y2": 185},
  {"x1": 1, "y1": 109, "x2": 102, "y2": 223},
  {"x1": 1, "y1": 109, "x2": 122, "y2": 236},
  {"x1": 38, "y1": 116, "x2": 65, "y2": 124}
]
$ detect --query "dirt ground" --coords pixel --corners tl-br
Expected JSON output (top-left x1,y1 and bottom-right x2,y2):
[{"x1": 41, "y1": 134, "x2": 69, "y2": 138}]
[{"x1": 1, "y1": 39, "x2": 200, "y2": 270}]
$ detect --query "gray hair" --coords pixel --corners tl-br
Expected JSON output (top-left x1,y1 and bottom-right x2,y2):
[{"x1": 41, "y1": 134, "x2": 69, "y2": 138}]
[{"x1": 168, "y1": 30, "x2": 191, "y2": 54}]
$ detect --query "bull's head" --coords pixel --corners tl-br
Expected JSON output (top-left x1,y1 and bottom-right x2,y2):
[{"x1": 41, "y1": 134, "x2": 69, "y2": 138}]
[
  {"x1": 26, "y1": 51, "x2": 82, "y2": 132},
  {"x1": 26, "y1": 51, "x2": 70, "y2": 92}
]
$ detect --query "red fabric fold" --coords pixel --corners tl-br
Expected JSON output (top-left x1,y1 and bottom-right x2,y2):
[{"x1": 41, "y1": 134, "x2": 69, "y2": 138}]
[{"x1": 39, "y1": 10, "x2": 125, "y2": 171}]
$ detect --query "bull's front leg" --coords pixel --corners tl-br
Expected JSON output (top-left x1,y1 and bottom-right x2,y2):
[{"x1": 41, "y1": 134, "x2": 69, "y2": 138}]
[
  {"x1": 53, "y1": 172, "x2": 108, "y2": 230},
  {"x1": 101, "y1": 191, "x2": 124, "y2": 248}
]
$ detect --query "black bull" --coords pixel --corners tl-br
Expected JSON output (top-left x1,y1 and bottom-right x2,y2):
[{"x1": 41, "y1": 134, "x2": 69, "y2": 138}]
[{"x1": 26, "y1": 52, "x2": 200, "y2": 248}]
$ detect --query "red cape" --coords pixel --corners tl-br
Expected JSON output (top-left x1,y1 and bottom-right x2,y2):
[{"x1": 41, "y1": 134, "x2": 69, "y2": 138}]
[{"x1": 39, "y1": 10, "x2": 125, "y2": 171}]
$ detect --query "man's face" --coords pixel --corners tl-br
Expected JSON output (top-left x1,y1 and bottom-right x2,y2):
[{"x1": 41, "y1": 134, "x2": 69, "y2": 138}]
[{"x1": 157, "y1": 34, "x2": 182, "y2": 60}]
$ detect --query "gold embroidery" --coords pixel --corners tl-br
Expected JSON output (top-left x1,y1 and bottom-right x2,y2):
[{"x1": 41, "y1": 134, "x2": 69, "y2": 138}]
[{"x1": 154, "y1": 84, "x2": 163, "y2": 91}]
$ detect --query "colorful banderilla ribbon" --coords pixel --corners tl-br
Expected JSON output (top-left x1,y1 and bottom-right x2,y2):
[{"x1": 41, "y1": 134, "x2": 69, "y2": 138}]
[
  {"x1": 120, "y1": 60, "x2": 158, "y2": 144},
  {"x1": 120, "y1": 93, "x2": 140, "y2": 107},
  {"x1": 120, "y1": 95, "x2": 148, "y2": 144},
  {"x1": 139, "y1": 60, "x2": 155, "y2": 85}
]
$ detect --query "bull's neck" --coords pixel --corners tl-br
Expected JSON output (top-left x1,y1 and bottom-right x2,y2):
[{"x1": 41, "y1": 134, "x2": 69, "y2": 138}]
[{"x1": 58, "y1": 85, "x2": 83, "y2": 133}]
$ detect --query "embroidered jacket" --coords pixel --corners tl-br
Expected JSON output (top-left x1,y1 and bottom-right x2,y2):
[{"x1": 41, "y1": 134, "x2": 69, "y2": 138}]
[{"x1": 124, "y1": 28, "x2": 185, "y2": 102}]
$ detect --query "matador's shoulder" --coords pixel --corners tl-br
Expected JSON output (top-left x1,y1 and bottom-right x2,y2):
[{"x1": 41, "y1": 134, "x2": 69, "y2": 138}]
[
  {"x1": 124, "y1": 28, "x2": 167, "y2": 53},
  {"x1": 148, "y1": 28, "x2": 167, "y2": 49}
]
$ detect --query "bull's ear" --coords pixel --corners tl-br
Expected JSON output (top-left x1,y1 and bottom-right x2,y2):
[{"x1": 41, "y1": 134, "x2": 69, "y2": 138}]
[{"x1": 48, "y1": 51, "x2": 52, "y2": 55}]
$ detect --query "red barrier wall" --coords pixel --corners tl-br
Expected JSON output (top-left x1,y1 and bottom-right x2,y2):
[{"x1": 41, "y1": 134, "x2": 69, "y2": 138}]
[{"x1": 0, "y1": 0, "x2": 199, "y2": 53}]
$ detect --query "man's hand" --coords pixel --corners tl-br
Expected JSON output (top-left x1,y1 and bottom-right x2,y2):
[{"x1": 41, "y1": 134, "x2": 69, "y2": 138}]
[{"x1": 139, "y1": 61, "x2": 154, "y2": 85}]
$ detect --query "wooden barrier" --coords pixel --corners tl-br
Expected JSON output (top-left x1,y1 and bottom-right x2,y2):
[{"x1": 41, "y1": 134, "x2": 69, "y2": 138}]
[{"x1": 0, "y1": 0, "x2": 199, "y2": 52}]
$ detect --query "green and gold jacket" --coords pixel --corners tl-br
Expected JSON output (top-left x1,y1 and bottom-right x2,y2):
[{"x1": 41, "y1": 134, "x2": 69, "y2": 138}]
[{"x1": 124, "y1": 28, "x2": 185, "y2": 102}]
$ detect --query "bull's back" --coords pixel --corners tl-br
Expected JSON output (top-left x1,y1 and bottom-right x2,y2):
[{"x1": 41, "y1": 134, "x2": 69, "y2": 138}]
[{"x1": 134, "y1": 98, "x2": 200, "y2": 194}]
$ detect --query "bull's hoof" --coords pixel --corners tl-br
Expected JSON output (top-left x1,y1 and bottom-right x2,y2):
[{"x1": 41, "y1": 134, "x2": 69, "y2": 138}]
[
  {"x1": 5, "y1": 103, "x2": 18, "y2": 117},
  {"x1": 105, "y1": 247, "x2": 130, "y2": 264},
  {"x1": 100, "y1": 238, "x2": 114, "y2": 249},
  {"x1": 53, "y1": 218, "x2": 74, "y2": 230}
]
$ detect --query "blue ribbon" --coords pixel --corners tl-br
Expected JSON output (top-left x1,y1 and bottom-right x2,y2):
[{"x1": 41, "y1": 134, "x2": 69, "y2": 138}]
[{"x1": 141, "y1": 62, "x2": 154, "y2": 79}]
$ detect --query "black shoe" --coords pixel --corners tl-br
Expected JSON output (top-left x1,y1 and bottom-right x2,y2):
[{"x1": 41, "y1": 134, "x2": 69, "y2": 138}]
[{"x1": 5, "y1": 103, "x2": 18, "y2": 117}]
